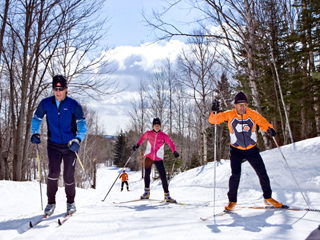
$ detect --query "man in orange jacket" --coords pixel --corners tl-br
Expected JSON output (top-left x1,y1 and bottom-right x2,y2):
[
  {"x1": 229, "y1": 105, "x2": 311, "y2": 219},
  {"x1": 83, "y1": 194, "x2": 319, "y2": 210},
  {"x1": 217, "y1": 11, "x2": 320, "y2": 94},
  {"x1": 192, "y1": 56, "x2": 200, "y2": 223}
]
[
  {"x1": 209, "y1": 91, "x2": 283, "y2": 211},
  {"x1": 119, "y1": 170, "x2": 129, "y2": 191}
]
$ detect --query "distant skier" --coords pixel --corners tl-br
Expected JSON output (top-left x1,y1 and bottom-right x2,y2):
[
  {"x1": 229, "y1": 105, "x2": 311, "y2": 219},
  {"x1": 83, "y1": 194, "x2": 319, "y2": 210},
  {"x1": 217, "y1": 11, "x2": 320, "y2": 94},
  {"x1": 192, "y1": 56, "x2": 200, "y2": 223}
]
[
  {"x1": 208, "y1": 91, "x2": 283, "y2": 211},
  {"x1": 30, "y1": 75, "x2": 87, "y2": 216},
  {"x1": 119, "y1": 170, "x2": 130, "y2": 191},
  {"x1": 132, "y1": 117, "x2": 179, "y2": 203}
]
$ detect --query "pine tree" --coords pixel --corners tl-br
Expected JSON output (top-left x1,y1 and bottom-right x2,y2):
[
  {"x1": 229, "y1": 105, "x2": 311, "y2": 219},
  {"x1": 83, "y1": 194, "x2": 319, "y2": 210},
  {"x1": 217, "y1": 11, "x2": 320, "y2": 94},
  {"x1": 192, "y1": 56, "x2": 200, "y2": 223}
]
[
  {"x1": 163, "y1": 147, "x2": 183, "y2": 180},
  {"x1": 188, "y1": 153, "x2": 201, "y2": 170},
  {"x1": 207, "y1": 72, "x2": 233, "y2": 161},
  {"x1": 113, "y1": 130, "x2": 128, "y2": 167}
]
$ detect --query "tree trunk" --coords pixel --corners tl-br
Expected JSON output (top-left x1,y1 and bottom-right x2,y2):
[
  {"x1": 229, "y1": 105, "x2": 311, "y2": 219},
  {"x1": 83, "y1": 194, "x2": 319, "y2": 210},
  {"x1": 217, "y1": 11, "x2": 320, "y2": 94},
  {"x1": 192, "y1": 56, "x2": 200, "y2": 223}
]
[
  {"x1": 203, "y1": 128, "x2": 207, "y2": 164},
  {"x1": 0, "y1": 0, "x2": 10, "y2": 62},
  {"x1": 245, "y1": 0, "x2": 261, "y2": 111},
  {"x1": 199, "y1": 117, "x2": 203, "y2": 166}
]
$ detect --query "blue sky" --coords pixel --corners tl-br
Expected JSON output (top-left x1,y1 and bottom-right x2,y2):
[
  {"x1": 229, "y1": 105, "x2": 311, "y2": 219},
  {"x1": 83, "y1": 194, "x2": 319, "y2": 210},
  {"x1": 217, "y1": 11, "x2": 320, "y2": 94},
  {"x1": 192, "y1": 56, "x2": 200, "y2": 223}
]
[
  {"x1": 103, "y1": 0, "x2": 200, "y2": 47},
  {"x1": 103, "y1": 0, "x2": 156, "y2": 47}
]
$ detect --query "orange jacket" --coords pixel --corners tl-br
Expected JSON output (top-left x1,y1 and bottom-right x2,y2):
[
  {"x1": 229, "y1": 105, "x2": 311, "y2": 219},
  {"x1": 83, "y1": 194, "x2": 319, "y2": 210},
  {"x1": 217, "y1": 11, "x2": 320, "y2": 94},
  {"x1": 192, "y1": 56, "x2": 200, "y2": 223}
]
[
  {"x1": 208, "y1": 108, "x2": 274, "y2": 150},
  {"x1": 119, "y1": 172, "x2": 128, "y2": 182}
]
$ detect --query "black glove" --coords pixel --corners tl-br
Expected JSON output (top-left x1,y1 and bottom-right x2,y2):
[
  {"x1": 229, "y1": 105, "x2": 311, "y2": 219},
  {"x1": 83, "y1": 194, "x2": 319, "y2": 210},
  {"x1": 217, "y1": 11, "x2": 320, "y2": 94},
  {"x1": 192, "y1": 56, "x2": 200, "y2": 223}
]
[
  {"x1": 267, "y1": 127, "x2": 276, "y2": 137},
  {"x1": 68, "y1": 138, "x2": 81, "y2": 152},
  {"x1": 30, "y1": 134, "x2": 41, "y2": 144},
  {"x1": 211, "y1": 100, "x2": 220, "y2": 112},
  {"x1": 174, "y1": 151, "x2": 179, "y2": 158},
  {"x1": 133, "y1": 144, "x2": 139, "y2": 151}
]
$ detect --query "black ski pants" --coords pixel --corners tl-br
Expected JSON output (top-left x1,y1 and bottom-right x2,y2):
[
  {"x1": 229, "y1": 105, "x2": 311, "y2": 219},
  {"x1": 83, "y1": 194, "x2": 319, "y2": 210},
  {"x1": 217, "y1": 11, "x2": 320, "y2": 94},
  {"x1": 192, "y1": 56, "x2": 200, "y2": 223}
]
[
  {"x1": 121, "y1": 181, "x2": 129, "y2": 190},
  {"x1": 144, "y1": 157, "x2": 169, "y2": 193},
  {"x1": 47, "y1": 141, "x2": 77, "y2": 204},
  {"x1": 228, "y1": 145, "x2": 272, "y2": 202}
]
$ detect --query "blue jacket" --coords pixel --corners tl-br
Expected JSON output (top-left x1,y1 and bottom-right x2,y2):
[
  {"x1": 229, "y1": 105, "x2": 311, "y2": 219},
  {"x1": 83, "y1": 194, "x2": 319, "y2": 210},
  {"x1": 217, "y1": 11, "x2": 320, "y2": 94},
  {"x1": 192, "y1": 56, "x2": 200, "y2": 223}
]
[{"x1": 31, "y1": 96, "x2": 87, "y2": 144}]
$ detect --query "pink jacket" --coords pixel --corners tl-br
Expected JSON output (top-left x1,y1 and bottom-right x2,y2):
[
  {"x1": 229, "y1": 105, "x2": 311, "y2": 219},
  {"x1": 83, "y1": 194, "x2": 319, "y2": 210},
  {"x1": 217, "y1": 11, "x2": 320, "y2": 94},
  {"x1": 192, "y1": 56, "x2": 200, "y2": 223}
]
[{"x1": 137, "y1": 130, "x2": 177, "y2": 161}]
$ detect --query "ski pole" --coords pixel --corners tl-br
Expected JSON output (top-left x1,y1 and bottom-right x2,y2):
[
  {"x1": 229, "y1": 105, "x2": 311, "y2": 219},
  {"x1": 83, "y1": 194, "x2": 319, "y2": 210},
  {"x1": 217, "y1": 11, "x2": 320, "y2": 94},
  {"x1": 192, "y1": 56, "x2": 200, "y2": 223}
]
[
  {"x1": 168, "y1": 158, "x2": 176, "y2": 182},
  {"x1": 75, "y1": 152, "x2": 95, "y2": 189},
  {"x1": 36, "y1": 145, "x2": 43, "y2": 210},
  {"x1": 213, "y1": 110, "x2": 217, "y2": 217},
  {"x1": 101, "y1": 151, "x2": 135, "y2": 202},
  {"x1": 272, "y1": 137, "x2": 311, "y2": 209}
]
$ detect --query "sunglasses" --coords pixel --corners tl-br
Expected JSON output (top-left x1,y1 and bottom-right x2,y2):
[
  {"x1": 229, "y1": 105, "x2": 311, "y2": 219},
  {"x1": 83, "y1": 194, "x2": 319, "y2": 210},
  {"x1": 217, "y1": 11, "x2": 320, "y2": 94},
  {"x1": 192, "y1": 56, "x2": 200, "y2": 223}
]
[
  {"x1": 53, "y1": 87, "x2": 66, "y2": 92},
  {"x1": 236, "y1": 103, "x2": 248, "y2": 107}
]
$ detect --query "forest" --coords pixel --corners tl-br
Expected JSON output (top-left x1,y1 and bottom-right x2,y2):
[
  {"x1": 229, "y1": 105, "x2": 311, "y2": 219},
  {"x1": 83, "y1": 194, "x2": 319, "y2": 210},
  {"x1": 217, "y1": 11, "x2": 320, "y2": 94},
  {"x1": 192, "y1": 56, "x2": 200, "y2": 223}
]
[
  {"x1": 0, "y1": 0, "x2": 319, "y2": 185},
  {"x1": 115, "y1": 0, "x2": 320, "y2": 178}
]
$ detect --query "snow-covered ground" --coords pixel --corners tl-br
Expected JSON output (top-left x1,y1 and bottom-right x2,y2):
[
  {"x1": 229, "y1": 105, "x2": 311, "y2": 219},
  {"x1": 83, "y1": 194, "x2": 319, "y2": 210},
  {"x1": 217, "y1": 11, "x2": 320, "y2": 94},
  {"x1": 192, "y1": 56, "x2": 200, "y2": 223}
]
[{"x1": 1, "y1": 137, "x2": 320, "y2": 240}]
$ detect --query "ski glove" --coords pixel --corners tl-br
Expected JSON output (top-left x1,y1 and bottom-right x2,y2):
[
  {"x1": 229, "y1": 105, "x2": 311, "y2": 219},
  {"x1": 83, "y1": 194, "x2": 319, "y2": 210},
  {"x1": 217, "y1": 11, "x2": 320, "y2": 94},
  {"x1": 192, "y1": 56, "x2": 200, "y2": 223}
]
[
  {"x1": 133, "y1": 144, "x2": 139, "y2": 151},
  {"x1": 211, "y1": 100, "x2": 220, "y2": 112},
  {"x1": 174, "y1": 151, "x2": 179, "y2": 158},
  {"x1": 267, "y1": 127, "x2": 276, "y2": 137},
  {"x1": 30, "y1": 133, "x2": 41, "y2": 144},
  {"x1": 68, "y1": 138, "x2": 81, "y2": 152}
]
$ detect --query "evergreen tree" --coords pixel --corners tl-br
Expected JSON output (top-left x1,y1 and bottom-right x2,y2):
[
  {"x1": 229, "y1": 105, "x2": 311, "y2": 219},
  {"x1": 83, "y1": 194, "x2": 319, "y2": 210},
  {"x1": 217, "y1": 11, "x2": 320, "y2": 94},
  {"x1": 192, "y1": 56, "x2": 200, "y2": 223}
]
[
  {"x1": 294, "y1": 0, "x2": 320, "y2": 137},
  {"x1": 187, "y1": 153, "x2": 201, "y2": 170},
  {"x1": 163, "y1": 147, "x2": 183, "y2": 180},
  {"x1": 207, "y1": 72, "x2": 233, "y2": 161},
  {"x1": 113, "y1": 130, "x2": 128, "y2": 167}
]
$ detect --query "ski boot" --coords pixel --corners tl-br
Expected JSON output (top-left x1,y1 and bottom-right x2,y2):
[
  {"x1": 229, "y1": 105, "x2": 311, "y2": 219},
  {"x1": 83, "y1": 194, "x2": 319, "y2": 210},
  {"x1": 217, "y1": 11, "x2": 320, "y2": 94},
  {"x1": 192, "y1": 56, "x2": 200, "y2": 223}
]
[
  {"x1": 225, "y1": 202, "x2": 237, "y2": 211},
  {"x1": 44, "y1": 203, "x2": 56, "y2": 216},
  {"x1": 66, "y1": 202, "x2": 77, "y2": 215},
  {"x1": 140, "y1": 188, "x2": 150, "y2": 199},
  {"x1": 164, "y1": 192, "x2": 176, "y2": 203},
  {"x1": 264, "y1": 198, "x2": 283, "y2": 208}
]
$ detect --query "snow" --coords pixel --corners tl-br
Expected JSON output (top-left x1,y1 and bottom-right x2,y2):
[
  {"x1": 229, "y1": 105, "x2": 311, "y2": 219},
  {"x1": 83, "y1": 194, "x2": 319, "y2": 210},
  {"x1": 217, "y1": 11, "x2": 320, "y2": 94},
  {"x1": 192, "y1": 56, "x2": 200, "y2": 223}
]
[{"x1": 1, "y1": 137, "x2": 320, "y2": 240}]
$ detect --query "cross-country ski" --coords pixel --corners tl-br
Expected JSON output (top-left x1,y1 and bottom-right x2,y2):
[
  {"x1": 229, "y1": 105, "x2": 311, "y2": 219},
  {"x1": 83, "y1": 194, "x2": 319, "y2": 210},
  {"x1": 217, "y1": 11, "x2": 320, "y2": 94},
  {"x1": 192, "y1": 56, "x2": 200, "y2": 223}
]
[
  {"x1": 29, "y1": 214, "x2": 49, "y2": 228},
  {"x1": 57, "y1": 212, "x2": 76, "y2": 226}
]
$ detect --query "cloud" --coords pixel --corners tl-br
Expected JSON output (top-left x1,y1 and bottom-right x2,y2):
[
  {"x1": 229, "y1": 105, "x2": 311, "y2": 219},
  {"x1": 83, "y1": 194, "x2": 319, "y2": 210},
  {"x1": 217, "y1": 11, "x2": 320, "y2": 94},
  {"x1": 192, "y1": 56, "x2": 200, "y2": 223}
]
[{"x1": 94, "y1": 40, "x2": 187, "y2": 135}]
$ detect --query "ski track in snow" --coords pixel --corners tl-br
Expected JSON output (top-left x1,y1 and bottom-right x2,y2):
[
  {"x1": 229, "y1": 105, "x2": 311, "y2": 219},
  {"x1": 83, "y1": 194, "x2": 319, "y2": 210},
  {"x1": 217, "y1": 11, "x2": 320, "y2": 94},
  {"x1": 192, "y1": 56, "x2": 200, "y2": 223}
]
[{"x1": 1, "y1": 137, "x2": 320, "y2": 239}]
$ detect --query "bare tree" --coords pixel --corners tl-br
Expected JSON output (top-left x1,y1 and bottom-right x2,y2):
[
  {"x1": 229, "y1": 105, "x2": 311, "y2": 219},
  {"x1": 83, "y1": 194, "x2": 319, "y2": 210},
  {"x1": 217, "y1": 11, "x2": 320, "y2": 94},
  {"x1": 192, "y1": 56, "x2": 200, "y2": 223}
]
[
  {"x1": 1, "y1": 0, "x2": 115, "y2": 181},
  {"x1": 141, "y1": 0, "x2": 301, "y2": 147},
  {"x1": 128, "y1": 79, "x2": 149, "y2": 135},
  {"x1": 146, "y1": 67, "x2": 169, "y2": 129},
  {"x1": 0, "y1": 0, "x2": 9, "y2": 177},
  {"x1": 177, "y1": 32, "x2": 217, "y2": 165},
  {"x1": 160, "y1": 58, "x2": 177, "y2": 134}
]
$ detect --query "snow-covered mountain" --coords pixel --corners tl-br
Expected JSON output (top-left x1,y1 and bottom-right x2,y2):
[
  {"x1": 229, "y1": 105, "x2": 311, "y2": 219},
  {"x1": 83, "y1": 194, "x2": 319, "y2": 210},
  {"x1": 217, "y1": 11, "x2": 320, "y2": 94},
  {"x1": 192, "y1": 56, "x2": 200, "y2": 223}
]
[{"x1": 1, "y1": 137, "x2": 320, "y2": 240}]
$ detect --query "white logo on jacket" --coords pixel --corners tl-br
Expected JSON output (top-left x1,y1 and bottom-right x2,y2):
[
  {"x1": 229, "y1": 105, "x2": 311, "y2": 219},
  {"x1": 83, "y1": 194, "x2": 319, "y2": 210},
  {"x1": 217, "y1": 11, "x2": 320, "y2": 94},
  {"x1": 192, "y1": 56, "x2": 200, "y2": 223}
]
[{"x1": 144, "y1": 141, "x2": 165, "y2": 160}]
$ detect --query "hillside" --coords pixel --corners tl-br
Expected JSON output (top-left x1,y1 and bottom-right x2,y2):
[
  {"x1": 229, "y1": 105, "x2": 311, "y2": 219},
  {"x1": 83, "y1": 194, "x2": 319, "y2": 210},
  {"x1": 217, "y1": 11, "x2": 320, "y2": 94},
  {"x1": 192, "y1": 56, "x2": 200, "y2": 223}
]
[{"x1": 1, "y1": 137, "x2": 320, "y2": 239}]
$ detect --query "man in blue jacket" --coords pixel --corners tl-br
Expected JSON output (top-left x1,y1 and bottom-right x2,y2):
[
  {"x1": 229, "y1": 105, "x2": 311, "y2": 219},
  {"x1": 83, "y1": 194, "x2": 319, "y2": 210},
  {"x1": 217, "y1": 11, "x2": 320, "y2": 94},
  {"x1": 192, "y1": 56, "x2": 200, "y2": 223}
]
[{"x1": 30, "y1": 75, "x2": 87, "y2": 216}]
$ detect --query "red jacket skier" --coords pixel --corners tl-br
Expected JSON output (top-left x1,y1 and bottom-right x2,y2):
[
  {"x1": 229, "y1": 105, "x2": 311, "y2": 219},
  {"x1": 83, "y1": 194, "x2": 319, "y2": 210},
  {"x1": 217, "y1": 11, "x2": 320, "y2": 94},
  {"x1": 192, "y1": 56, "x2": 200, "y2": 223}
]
[
  {"x1": 133, "y1": 117, "x2": 179, "y2": 203},
  {"x1": 119, "y1": 170, "x2": 129, "y2": 192}
]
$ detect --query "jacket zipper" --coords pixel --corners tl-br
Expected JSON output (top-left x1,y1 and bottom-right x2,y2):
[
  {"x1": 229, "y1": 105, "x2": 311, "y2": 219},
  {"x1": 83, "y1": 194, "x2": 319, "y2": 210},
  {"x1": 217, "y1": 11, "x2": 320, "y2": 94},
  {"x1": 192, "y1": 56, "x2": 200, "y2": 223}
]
[
  {"x1": 153, "y1": 132, "x2": 158, "y2": 160},
  {"x1": 241, "y1": 114, "x2": 247, "y2": 150},
  {"x1": 58, "y1": 103, "x2": 63, "y2": 143}
]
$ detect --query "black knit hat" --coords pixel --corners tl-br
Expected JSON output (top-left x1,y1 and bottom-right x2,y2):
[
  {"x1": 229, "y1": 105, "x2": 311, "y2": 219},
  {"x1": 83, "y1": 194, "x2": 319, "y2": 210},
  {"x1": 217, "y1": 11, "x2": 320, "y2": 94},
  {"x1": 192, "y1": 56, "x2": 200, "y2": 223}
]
[
  {"x1": 152, "y1": 117, "x2": 161, "y2": 126},
  {"x1": 52, "y1": 75, "x2": 68, "y2": 88},
  {"x1": 234, "y1": 91, "x2": 248, "y2": 104}
]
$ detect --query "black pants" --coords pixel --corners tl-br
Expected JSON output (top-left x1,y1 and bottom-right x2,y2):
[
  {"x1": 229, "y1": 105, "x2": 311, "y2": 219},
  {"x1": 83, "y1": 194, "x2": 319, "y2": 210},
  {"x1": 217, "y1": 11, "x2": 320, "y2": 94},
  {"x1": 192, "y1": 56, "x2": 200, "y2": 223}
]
[
  {"x1": 228, "y1": 145, "x2": 272, "y2": 202},
  {"x1": 144, "y1": 157, "x2": 169, "y2": 193},
  {"x1": 121, "y1": 181, "x2": 129, "y2": 190},
  {"x1": 47, "y1": 141, "x2": 77, "y2": 204}
]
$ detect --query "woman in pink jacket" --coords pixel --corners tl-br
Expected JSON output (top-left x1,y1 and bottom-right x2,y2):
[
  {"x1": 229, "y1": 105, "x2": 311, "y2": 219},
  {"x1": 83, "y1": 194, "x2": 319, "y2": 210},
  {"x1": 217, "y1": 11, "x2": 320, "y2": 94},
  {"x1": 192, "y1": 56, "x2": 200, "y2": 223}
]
[{"x1": 133, "y1": 118, "x2": 179, "y2": 203}]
